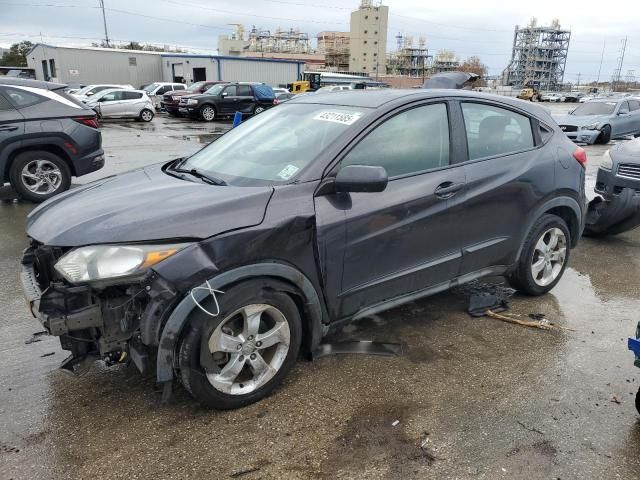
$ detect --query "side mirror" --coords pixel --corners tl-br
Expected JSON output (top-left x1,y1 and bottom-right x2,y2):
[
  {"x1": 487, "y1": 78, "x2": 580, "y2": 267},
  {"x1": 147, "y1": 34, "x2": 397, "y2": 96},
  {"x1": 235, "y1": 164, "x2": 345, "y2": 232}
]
[
  {"x1": 619, "y1": 111, "x2": 629, "y2": 116},
  {"x1": 334, "y1": 165, "x2": 388, "y2": 193},
  {"x1": 221, "y1": 92, "x2": 228, "y2": 97}
]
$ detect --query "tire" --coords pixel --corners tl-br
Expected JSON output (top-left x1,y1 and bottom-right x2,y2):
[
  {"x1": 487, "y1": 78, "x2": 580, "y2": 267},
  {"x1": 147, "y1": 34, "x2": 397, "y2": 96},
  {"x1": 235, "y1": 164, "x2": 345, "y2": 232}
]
[
  {"x1": 139, "y1": 108, "x2": 154, "y2": 122},
  {"x1": 508, "y1": 214, "x2": 571, "y2": 296},
  {"x1": 178, "y1": 279, "x2": 302, "y2": 409},
  {"x1": 253, "y1": 105, "x2": 266, "y2": 115},
  {"x1": 595, "y1": 125, "x2": 611, "y2": 144},
  {"x1": 636, "y1": 387, "x2": 640, "y2": 415},
  {"x1": 200, "y1": 104, "x2": 216, "y2": 122},
  {"x1": 9, "y1": 150, "x2": 71, "y2": 202}
]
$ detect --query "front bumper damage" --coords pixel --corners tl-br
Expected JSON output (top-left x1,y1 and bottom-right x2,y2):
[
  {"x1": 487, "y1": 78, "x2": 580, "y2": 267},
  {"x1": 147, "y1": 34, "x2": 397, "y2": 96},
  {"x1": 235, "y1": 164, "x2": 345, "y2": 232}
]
[
  {"x1": 562, "y1": 128, "x2": 600, "y2": 144},
  {"x1": 20, "y1": 244, "x2": 178, "y2": 373},
  {"x1": 585, "y1": 168, "x2": 640, "y2": 236}
]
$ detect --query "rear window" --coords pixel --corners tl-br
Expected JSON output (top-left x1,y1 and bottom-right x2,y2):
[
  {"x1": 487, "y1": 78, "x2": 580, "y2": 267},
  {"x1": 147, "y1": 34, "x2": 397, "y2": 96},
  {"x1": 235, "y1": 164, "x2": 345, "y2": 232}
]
[
  {"x1": 0, "y1": 93, "x2": 17, "y2": 111},
  {"x1": 4, "y1": 88, "x2": 45, "y2": 108}
]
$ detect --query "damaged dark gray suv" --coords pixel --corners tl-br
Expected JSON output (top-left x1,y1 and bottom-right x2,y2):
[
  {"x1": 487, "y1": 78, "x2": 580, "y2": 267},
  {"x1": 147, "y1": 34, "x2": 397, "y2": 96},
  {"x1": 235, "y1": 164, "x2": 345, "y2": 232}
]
[{"x1": 21, "y1": 90, "x2": 586, "y2": 409}]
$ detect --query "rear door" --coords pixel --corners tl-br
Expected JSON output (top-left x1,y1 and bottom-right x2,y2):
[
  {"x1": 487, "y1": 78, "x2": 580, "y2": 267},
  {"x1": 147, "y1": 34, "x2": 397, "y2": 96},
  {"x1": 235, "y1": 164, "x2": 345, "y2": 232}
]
[
  {"x1": 0, "y1": 90, "x2": 24, "y2": 174},
  {"x1": 316, "y1": 101, "x2": 467, "y2": 318},
  {"x1": 122, "y1": 91, "x2": 144, "y2": 116},
  {"x1": 454, "y1": 100, "x2": 550, "y2": 275},
  {"x1": 236, "y1": 85, "x2": 255, "y2": 113}
]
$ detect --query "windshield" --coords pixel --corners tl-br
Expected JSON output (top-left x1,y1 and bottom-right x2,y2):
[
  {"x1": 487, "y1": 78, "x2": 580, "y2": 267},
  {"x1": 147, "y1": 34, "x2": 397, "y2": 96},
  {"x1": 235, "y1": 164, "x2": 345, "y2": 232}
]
[
  {"x1": 204, "y1": 84, "x2": 225, "y2": 95},
  {"x1": 572, "y1": 102, "x2": 616, "y2": 116},
  {"x1": 144, "y1": 83, "x2": 161, "y2": 93},
  {"x1": 187, "y1": 82, "x2": 205, "y2": 91},
  {"x1": 75, "y1": 85, "x2": 96, "y2": 95},
  {"x1": 180, "y1": 104, "x2": 370, "y2": 186}
]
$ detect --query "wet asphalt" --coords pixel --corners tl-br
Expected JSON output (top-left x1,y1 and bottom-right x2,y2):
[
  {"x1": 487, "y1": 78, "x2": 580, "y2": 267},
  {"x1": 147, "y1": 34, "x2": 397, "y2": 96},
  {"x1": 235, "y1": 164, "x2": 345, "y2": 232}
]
[{"x1": 1, "y1": 105, "x2": 640, "y2": 479}]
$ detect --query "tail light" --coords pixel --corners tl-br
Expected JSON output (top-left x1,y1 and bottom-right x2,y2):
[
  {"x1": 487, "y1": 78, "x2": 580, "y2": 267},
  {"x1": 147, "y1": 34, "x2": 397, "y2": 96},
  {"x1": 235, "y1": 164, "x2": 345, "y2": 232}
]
[
  {"x1": 273, "y1": 98, "x2": 279, "y2": 105},
  {"x1": 73, "y1": 116, "x2": 99, "y2": 129},
  {"x1": 573, "y1": 147, "x2": 587, "y2": 168}
]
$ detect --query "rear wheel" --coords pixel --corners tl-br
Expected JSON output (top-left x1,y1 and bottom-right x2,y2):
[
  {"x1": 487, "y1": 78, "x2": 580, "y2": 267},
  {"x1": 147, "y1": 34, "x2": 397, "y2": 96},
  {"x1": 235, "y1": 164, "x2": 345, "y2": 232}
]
[
  {"x1": 139, "y1": 108, "x2": 154, "y2": 122},
  {"x1": 9, "y1": 150, "x2": 71, "y2": 202},
  {"x1": 508, "y1": 214, "x2": 570, "y2": 296},
  {"x1": 178, "y1": 280, "x2": 302, "y2": 409},
  {"x1": 596, "y1": 125, "x2": 611, "y2": 144},
  {"x1": 200, "y1": 105, "x2": 216, "y2": 122}
]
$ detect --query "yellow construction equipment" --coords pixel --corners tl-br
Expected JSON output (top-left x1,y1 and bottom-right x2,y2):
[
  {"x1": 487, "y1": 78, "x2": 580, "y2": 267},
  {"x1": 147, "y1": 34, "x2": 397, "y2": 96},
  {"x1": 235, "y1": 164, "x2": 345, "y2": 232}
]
[{"x1": 287, "y1": 72, "x2": 321, "y2": 94}]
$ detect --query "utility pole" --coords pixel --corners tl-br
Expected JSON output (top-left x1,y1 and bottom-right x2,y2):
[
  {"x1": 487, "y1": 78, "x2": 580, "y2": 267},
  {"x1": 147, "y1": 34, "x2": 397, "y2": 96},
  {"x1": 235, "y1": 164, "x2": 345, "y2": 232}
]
[
  {"x1": 576, "y1": 72, "x2": 581, "y2": 87},
  {"x1": 612, "y1": 37, "x2": 627, "y2": 92},
  {"x1": 98, "y1": 0, "x2": 110, "y2": 47},
  {"x1": 596, "y1": 40, "x2": 605, "y2": 86}
]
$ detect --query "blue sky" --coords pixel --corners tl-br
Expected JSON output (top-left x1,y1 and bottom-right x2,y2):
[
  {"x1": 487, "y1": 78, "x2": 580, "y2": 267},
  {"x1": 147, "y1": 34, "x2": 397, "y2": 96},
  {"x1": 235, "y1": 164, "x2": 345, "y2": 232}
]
[{"x1": 1, "y1": 0, "x2": 639, "y2": 82}]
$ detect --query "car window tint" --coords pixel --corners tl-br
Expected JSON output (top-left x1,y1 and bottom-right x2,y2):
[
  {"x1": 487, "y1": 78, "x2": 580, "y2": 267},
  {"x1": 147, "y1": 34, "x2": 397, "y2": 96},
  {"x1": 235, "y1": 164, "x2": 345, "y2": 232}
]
[
  {"x1": 342, "y1": 103, "x2": 450, "y2": 177},
  {"x1": 4, "y1": 88, "x2": 45, "y2": 108},
  {"x1": 224, "y1": 86, "x2": 237, "y2": 96},
  {"x1": 0, "y1": 93, "x2": 16, "y2": 111},
  {"x1": 629, "y1": 100, "x2": 640, "y2": 111},
  {"x1": 123, "y1": 91, "x2": 143, "y2": 100},
  {"x1": 461, "y1": 102, "x2": 534, "y2": 160},
  {"x1": 174, "y1": 84, "x2": 185, "y2": 90},
  {"x1": 101, "y1": 91, "x2": 124, "y2": 101},
  {"x1": 619, "y1": 101, "x2": 630, "y2": 114},
  {"x1": 237, "y1": 85, "x2": 253, "y2": 96}
]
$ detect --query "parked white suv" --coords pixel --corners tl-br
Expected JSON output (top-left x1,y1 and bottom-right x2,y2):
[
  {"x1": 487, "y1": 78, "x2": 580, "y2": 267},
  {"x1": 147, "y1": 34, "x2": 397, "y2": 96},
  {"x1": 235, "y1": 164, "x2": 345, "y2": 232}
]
[
  {"x1": 73, "y1": 84, "x2": 134, "y2": 102},
  {"x1": 85, "y1": 88, "x2": 155, "y2": 122},
  {"x1": 143, "y1": 82, "x2": 186, "y2": 108}
]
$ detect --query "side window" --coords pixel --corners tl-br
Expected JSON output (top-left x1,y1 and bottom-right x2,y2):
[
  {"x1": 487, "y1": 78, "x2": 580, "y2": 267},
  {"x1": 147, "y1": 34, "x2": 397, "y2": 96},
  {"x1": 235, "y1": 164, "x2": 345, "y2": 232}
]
[
  {"x1": 102, "y1": 91, "x2": 125, "y2": 102},
  {"x1": 237, "y1": 85, "x2": 253, "y2": 96},
  {"x1": 619, "y1": 101, "x2": 630, "y2": 114},
  {"x1": 342, "y1": 103, "x2": 450, "y2": 177},
  {"x1": 223, "y1": 86, "x2": 237, "y2": 96},
  {"x1": 4, "y1": 88, "x2": 45, "y2": 108},
  {"x1": 0, "y1": 92, "x2": 17, "y2": 111},
  {"x1": 629, "y1": 100, "x2": 640, "y2": 111},
  {"x1": 174, "y1": 84, "x2": 185, "y2": 90},
  {"x1": 123, "y1": 91, "x2": 143, "y2": 100},
  {"x1": 461, "y1": 102, "x2": 534, "y2": 160}
]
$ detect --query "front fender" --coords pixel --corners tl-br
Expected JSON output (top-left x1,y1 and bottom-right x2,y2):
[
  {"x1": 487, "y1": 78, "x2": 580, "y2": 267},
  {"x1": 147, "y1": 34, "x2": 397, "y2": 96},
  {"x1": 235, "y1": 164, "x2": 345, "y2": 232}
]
[{"x1": 156, "y1": 262, "x2": 327, "y2": 383}]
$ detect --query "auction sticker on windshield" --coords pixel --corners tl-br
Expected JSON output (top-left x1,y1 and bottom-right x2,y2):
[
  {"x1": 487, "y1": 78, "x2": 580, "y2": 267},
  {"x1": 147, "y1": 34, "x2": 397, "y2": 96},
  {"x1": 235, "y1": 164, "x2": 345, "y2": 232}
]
[
  {"x1": 277, "y1": 164, "x2": 300, "y2": 180},
  {"x1": 313, "y1": 110, "x2": 362, "y2": 125}
]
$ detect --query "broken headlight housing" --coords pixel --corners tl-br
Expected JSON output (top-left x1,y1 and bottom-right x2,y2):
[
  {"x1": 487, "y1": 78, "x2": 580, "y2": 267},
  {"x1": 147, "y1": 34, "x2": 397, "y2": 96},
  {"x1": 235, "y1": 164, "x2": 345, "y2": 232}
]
[
  {"x1": 581, "y1": 122, "x2": 599, "y2": 131},
  {"x1": 601, "y1": 149, "x2": 613, "y2": 170},
  {"x1": 54, "y1": 243, "x2": 189, "y2": 284}
]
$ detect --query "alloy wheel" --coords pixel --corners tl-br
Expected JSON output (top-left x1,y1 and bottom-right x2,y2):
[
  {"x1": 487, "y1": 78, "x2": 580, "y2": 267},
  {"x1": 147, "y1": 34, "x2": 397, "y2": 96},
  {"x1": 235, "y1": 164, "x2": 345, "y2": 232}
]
[
  {"x1": 531, "y1": 227, "x2": 567, "y2": 287},
  {"x1": 202, "y1": 106, "x2": 215, "y2": 121},
  {"x1": 21, "y1": 159, "x2": 62, "y2": 195},
  {"x1": 141, "y1": 109, "x2": 153, "y2": 122},
  {"x1": 206, "y1": 304, "x2": 291, "y2": 395},
  {"x1": 254, "y1": 106, "x2": 265, "y2": 114}
]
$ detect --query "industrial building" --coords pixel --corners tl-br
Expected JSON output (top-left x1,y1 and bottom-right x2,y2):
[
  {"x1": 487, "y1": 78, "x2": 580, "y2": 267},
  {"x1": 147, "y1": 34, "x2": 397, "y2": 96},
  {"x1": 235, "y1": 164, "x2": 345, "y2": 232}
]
[
  {"x1": 349, "y1": 0, "x2": 389, "y2": 74},
  {"x1": 387, "y1": 34, "x2": 430, "y2": 78},
  {"x1": 26, "y1": 44, "x2": 304, "y2": 88},
  {"x1": 317, "y1": 31, "x2": 350, "y2": 71},
  {"x1": 431, "y1": 50, "x2": 460, "y2": 73},
  {"x1": 504, "y1": 19, "x2": 570, "y2": 90}
]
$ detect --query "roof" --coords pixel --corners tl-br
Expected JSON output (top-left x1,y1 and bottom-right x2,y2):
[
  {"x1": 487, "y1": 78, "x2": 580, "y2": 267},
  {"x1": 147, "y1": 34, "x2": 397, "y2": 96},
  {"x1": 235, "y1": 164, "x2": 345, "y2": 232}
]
[
  {"x1": 28, "y1": 43, "x2": 167, "y2": 56},
  {"x1": 0, "y1": 77, "x2": 66, "y2": 90},
  {"x1": 289, "y1": 89, "x2": 554, "y2": 121}
]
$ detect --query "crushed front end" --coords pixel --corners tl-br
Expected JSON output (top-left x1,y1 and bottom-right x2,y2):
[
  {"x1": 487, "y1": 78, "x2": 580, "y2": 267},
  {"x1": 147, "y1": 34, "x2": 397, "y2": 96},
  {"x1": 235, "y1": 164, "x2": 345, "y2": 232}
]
[{"x1": 20, "y1": 241, "x2": 179, "y2": 373}]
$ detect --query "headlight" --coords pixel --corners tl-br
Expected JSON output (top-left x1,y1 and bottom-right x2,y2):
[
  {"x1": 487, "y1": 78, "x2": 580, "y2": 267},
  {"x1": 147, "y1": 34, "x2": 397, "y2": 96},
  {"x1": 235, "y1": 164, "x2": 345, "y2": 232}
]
[
  {"x1": 54, "y1": 243, "x2": 189, "y2": 284},
  {"x1": 581, "y1": 122, "x2": 599, "y2": 130},
  {"x1": 186, "y1": 99, "x2": 198, "y2": 105},
  {"x1": 172, "y1": 96, "x2": 179, "y2": 101},
  {"x1": 601, "y1": 149, "x2": 613, "y2": 170}
]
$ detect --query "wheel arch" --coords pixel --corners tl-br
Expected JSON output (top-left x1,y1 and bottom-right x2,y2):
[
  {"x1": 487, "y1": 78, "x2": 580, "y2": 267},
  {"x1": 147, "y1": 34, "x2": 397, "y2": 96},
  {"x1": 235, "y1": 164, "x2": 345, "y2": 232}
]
[
  {"x1": 156, "y1": 262, "x2": 327, "y2": 384},
  {"x1": 4, "y1": 141, "x2": 76, "y2": 179}
]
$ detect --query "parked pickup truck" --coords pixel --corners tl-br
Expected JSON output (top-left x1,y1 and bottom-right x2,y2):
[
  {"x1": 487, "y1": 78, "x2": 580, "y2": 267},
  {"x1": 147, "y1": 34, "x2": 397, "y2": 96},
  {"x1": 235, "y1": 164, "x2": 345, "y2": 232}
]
[{"x1": 161, "y1": 81, "x2": 222, "y2": 116}]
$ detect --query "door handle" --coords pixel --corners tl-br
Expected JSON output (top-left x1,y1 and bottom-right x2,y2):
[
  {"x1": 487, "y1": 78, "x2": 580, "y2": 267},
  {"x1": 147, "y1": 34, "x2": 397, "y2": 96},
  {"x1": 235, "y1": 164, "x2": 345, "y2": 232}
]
[
  {"x1": 0, "y1": 126, "x2": 18, "y2": 132},
  {"x1": 434, "y1": 182, "x2": 464, "y2": 199}
]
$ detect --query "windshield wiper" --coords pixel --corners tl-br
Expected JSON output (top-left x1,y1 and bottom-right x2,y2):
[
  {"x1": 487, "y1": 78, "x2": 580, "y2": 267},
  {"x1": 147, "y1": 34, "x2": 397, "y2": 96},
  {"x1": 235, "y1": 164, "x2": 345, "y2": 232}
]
[{"x1": 172, "y1": 167, "x2": 227, "y2": 186}]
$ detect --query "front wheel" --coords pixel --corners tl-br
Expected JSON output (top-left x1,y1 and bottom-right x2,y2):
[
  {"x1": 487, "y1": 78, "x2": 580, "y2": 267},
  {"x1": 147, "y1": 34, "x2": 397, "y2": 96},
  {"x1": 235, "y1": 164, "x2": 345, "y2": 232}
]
[
  {"x1": 508, "y1": 214, "x2": 571, "y2": 296},
  {"x1": 595, "y1": 125, "x2": 611, "y2": 144},
  {"x1": 9, "y1": 150, "x2": 71, "y2": 202},
  {"x1": 139, "y1": 108, "x2": 154, "y2": 122},
  {"x1": 200, "y1": 105, "x2": 216, "y2": 122},
  {"x1": 178, "y1": 280, "x2": 302, "y2": 409}
]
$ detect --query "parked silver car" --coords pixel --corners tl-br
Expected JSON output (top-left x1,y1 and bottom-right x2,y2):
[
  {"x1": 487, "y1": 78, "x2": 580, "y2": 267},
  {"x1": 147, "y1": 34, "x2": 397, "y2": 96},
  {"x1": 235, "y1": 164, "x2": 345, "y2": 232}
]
[
  {"x1": 85, "y1": 88, "x2": 155, "y2": 122},
  {"x1": 73, "y1": 84, "x2": 134, "y2": 102},
  {"x1": 553, "y1": 98, "x2": 640, "y2": 144}
]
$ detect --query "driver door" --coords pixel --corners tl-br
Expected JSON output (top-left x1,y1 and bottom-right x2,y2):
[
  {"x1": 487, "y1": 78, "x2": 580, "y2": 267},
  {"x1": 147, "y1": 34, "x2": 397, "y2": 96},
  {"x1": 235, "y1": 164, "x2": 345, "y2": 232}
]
[
  {"x1": 314, "y1": 101, "x2": 467, "y2": 319},
  {"x1": 220, "y1": 85, "x2": 239, "y2": 114}
]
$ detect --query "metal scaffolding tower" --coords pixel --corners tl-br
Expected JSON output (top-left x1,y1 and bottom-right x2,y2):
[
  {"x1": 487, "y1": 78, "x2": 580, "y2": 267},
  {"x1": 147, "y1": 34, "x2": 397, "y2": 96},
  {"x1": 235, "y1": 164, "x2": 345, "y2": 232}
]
[
  {"x1": 387, "y1": 34, "x2": 431, "y2": 78},
  {"x1": 505, "y1": 18, "x2": 570, "y2": 90}
]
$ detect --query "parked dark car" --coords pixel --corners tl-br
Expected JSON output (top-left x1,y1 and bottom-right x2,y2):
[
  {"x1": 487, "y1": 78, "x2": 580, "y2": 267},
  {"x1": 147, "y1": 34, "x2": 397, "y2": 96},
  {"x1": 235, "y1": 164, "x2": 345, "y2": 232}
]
[
  {"x1": 178, "y1": 82, "x2": 276, "y2": 121},
  {"x1": 161, "y1": 81, "x2": 222, "y2": 116},
  {"x1": 21, "y1": 89, "x2": 585, "y2": 409},
  {"x1": 0, "y1": 78, "x2": 103, "y2": 202}
]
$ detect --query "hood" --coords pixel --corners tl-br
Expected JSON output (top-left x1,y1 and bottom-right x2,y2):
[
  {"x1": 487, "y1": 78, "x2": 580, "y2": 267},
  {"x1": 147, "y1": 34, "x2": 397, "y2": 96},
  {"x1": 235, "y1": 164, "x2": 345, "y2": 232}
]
[
  {"x1": 26, "y1": 163, "x2": 274, "y2": 246},
  {"x1": 552, "y1": 114, "x2": 609, "y2": 127},
  {"x1": 612, "y1": 137, "x2": 640, "y2": 159}
]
